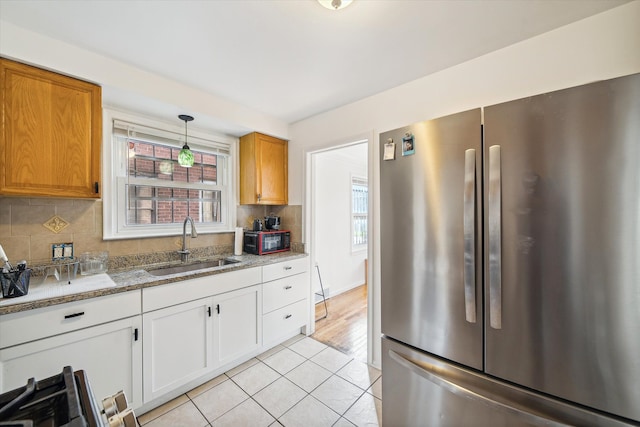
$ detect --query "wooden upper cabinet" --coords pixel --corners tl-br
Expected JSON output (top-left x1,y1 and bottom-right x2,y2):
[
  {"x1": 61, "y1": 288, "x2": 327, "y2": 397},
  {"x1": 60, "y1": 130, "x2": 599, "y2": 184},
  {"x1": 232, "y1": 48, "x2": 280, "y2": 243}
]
[
  {"x1": 239, "y1": 132, "x2": 288, "y2": 205},
  {"x1": 0, "y1": 58, "x2": 102, "y2": 198}
]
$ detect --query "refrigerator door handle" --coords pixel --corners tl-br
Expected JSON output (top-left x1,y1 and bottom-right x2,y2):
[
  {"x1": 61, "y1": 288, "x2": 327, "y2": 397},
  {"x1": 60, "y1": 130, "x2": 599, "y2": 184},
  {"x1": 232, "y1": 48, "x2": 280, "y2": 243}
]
[
  {"x1": 463, "y1": 149, "x2": 477, "y2": 323},
  {"x1": 388, "y1": 349, "x2": 571, "y2": 427},
  {"x1": 488, "y1": 145, "x2": 502, "y2": 329}
]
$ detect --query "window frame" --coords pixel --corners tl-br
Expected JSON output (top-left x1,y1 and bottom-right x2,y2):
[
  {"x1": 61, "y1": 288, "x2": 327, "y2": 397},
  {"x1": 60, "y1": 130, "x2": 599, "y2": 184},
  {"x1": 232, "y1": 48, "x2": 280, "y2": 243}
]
[
  {"x1": 351, "y1": 175, "x2": 368, "y2": 252},
  {"x1": 102, "y1": 108, "x2": 237, "y2": 240}
]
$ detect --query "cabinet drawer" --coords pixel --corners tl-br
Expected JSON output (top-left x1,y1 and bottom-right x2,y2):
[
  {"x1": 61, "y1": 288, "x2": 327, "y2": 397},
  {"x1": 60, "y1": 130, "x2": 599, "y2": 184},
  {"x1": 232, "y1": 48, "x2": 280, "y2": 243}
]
[
  {"x1": 0, "y1": 291, "x2": 141, "y2": 348},
  {"x1": 263, "y1": 271, "x2": 309, "y2": 314},
  {"x1": 262, "y1": 257, "x2": 309, "y2": 283},
  {"x1": 263, "y1": 299, "x2": 308, "y2": 345}
]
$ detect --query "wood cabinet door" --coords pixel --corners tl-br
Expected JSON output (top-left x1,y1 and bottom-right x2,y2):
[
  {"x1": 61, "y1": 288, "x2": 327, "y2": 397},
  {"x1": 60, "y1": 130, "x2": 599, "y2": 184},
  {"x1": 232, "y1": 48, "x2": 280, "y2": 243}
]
[
  {"x1": 212, "y1": 285, "x2": 261, "y2": 367},
  {"x1": 256, "y1": 133, "x2": 288, "y2": 205},
  {"x1": 240, "y1": 132, "x2": 288, "y2": 205},
  {"x1": 0, "y1": 59, "x2": 102, "y2": 198},
  {"x1": 142, "y1": 299, "x2": 212, "y2": 402}
]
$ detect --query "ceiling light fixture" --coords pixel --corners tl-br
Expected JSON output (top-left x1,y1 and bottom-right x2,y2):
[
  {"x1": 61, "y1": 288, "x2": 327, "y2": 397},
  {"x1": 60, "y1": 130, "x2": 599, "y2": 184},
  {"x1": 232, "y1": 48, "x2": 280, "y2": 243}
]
[
  {"x1": 177, "y1": 114, "x2": 195, "y2": 168},
  {"x1": 318, "y1": 0, "x2": 353, "y2": 11}
]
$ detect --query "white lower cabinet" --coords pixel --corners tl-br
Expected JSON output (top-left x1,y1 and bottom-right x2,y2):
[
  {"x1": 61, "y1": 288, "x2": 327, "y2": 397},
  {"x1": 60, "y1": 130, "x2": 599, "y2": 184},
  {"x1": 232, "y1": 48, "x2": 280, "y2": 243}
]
[
  {"x1": 262, "y1": 258, "x2": 311, "y2": 347},
  {"x1": 0, "y1": 315, "x2": 143, "y2": 409},
  {"x1": 142, "y1": 297, "x2": 212, "y2": 402},
  {"x1": 142, "y1": 284, "x2": 263, "y2": 403},
  {"x1": 0, "y1": 257, "x2": 310, "y2": 413},
  {"x1": 213, "y1": 285, "x2": 261, "y2": 367},
  {"x1": 263, "y1": 299, "x2": 309, "y2": 344}
]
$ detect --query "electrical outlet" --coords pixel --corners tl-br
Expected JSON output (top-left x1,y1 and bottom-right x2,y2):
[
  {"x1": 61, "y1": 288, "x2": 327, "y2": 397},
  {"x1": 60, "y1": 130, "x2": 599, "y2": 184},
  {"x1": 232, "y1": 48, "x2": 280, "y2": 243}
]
[
  {"x1": 63, "y1": 244, "x2": 73, "y2": 258},
  {"x1": 52, "y1": 243, "x2": 74, "y2": 260}
]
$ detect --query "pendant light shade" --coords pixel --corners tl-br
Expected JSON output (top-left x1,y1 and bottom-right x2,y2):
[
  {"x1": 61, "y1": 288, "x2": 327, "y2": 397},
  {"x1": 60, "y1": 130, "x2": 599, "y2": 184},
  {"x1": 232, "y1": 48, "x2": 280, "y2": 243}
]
[{"x1": 178, "y1": 114, "x2": 195, "y2": 168}]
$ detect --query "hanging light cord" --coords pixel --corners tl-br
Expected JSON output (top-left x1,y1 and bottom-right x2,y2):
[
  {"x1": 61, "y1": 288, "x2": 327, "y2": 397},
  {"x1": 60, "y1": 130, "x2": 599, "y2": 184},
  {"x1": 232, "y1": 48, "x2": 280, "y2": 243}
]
[{"x1": 178, "y1": 114, "x2": 194, "y2": 149}]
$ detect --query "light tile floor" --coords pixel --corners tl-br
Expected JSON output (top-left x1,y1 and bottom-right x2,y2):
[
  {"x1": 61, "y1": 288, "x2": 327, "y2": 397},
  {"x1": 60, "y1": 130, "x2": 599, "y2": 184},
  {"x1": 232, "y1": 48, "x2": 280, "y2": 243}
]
[{"x1": 137, "y1": 335, "x2": 382, "y2": 427}]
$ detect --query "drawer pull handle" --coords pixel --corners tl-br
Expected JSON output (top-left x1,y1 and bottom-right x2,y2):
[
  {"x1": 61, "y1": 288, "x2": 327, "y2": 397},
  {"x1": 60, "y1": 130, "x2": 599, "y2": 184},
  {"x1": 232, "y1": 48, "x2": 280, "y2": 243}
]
[
  {"x1": 284, "y1": 266, "x2": 292, "y2": 270},
  {"x1": 284, "y1": 285, "x2": 293, "y2": 290},
  {"x1": 285, "y1": 314, "x2": 292, "y2": 319},
  {"x1": 64, "y1": 312, "x2": 85, "y2": 319}
]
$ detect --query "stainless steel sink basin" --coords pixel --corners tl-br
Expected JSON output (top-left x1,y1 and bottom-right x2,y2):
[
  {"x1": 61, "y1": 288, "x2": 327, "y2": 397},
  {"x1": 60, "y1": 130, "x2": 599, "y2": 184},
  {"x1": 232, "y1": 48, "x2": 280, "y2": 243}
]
[{"x1": 146, "y1": 259, "x2": 240, "y2": 276}]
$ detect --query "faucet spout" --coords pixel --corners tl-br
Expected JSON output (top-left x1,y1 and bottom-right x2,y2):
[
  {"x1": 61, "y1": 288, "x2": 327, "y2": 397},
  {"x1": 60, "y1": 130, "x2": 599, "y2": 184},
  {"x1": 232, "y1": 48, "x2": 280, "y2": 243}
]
[{"x1": 178, "y1": 217, "x2": 198, "y2": 262}]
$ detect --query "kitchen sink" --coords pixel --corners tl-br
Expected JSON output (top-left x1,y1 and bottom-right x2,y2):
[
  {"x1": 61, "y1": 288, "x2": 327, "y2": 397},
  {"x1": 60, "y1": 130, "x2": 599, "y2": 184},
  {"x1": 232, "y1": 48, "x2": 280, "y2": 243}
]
[{"x1": 146, "y1": 258, "x2": 241, "y2": 276}]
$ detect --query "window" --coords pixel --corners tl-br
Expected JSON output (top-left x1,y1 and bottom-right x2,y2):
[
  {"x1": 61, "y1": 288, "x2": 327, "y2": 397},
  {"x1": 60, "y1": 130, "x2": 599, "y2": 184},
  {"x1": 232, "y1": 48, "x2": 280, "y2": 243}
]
[
  {"x1": 351, "y1": 176, "x2": 368, "y2": 250},
  {"x1": 103, "y1": 110, "x2": 236, "y2": 239}
]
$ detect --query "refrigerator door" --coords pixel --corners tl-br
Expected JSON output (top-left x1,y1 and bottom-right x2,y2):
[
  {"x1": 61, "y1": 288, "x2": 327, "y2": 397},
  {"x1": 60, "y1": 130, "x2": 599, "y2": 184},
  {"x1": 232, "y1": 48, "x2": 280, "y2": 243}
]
[
  {"x1": 380, "y1": 109, "x2": 483, "y2": 370},
  {"x1": 382, "y1": 336, "x2": 634, "y2": 427},
  {"x1": 484, "y1": 73, "x2": 640, "y2": 422}
]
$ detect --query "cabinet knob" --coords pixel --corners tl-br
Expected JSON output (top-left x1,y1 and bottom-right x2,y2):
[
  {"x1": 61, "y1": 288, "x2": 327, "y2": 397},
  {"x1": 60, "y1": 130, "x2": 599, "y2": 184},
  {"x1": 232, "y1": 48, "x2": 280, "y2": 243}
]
[
  {"x1": 284, "y1": 266, "x2": 292, "y2": 271},
  {"x1": 285, "y1": 314, "x2": 292, "y2": 319},
  {"x1": 284, "y1": 285, "x2": 292, "y2": 290},
  {"x1": 257, "y1": 193, "x2": 261, "y2": 201}
]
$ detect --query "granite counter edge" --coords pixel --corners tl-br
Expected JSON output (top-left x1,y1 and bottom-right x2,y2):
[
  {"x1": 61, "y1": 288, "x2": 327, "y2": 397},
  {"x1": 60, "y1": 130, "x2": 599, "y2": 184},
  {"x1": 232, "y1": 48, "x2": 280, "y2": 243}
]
[{"x1": 0, "y1": 253, "x2": 308, "y2": 315}]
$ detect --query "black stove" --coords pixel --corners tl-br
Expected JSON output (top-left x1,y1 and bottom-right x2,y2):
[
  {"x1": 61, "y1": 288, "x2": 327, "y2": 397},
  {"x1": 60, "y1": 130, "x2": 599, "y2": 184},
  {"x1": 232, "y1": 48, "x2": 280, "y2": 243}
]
[{"x1": 0, "y1": 367, "x2": 103, "y2": 427}]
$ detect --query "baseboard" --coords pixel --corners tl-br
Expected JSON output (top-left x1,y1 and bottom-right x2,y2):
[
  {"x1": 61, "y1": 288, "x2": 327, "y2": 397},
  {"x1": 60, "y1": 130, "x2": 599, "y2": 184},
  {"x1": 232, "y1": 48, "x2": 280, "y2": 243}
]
[{"x1": 314, "y1": 281, "x2": 364, "y2": 303}]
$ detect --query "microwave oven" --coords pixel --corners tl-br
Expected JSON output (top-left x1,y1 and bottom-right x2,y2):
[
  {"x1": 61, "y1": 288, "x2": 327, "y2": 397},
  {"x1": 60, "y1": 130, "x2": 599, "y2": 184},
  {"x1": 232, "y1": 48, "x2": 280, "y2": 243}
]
[{"x1": 244, "y1": 230, "x2": 291, "y2": 255}]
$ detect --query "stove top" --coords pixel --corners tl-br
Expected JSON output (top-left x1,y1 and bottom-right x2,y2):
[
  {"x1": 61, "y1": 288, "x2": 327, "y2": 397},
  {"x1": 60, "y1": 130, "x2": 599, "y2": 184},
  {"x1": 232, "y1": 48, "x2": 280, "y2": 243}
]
[{"x1": 0, "y1": 367, "x2": 102, "y2": 427}]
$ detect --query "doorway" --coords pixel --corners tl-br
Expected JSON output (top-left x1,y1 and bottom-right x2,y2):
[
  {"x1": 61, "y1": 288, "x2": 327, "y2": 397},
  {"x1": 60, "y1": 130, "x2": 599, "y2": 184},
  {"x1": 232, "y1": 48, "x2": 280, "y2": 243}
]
[{"x1": 308, "y1": 142, "x2": 369, "y2": 363}]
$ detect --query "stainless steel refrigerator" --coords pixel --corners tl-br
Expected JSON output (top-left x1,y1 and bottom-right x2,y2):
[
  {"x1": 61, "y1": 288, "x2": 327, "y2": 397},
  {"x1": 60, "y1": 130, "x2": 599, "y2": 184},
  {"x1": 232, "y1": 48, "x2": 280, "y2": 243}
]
[{"x1": 380, "y1": 73, "x2": 640, "y2": 426}]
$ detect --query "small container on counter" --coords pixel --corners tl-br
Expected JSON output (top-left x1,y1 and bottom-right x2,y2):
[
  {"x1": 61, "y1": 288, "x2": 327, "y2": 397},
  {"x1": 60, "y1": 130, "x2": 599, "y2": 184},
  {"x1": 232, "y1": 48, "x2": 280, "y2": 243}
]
[
  {"x1": 79, "y1": 251, "x2": 109, "y2": 275},
  {"x1": 0, "y1": 268, "x2": 32, "y2": 298}
]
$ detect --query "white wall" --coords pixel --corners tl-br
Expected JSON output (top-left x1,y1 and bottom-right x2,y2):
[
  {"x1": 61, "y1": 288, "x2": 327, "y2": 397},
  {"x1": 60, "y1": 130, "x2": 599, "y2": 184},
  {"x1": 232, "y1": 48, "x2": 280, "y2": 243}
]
[
  {"x1": 0, "y1": 21, "x2": 288, "y2": 139},
  {"x1": 314, "y1": 145, "x2": 368, "y2": 299},
  {"x1": 292, "y1": 2, "x2": 640, "y2": 368}
]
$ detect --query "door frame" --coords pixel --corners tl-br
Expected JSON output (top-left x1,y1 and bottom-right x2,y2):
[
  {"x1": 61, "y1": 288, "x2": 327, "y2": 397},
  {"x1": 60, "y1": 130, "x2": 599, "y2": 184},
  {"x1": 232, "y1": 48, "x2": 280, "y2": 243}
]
[{"x1": 303, "y1": 130, "x2": 380, "y2": 368}]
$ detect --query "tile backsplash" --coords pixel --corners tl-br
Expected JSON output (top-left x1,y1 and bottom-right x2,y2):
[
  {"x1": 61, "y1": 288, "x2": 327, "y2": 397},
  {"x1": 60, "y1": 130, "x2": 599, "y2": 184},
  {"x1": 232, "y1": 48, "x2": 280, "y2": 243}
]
[{"x1": 0, "y1": 197, "x2": 303, "y2": 265}]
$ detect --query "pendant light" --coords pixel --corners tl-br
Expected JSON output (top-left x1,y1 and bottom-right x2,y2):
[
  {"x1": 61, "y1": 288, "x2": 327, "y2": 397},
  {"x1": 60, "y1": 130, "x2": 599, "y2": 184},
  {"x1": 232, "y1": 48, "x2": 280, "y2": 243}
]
[{"x1": 178, "y1": 114, "x2": 195, "y2": 168}]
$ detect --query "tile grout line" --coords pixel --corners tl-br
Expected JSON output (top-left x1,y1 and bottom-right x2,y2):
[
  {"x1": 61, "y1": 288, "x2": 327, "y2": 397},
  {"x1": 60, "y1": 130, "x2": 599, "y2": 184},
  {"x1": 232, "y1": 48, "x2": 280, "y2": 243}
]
[{"x1": 139, "y1": 336, "x2": 380, "y2": 426}]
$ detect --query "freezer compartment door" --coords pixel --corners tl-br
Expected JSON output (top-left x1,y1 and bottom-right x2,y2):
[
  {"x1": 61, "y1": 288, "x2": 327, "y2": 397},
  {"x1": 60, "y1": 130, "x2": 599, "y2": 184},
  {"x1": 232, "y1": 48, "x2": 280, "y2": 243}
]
[
  {"x1": 380, "y1": 108, "x2": 483, "y2": 370},
  {"x1": 382, "y1": 336, "x2": 634, "y2": 427},
  {"x1": 484, "y1": 72, "x2": 640, "y2": 422}
]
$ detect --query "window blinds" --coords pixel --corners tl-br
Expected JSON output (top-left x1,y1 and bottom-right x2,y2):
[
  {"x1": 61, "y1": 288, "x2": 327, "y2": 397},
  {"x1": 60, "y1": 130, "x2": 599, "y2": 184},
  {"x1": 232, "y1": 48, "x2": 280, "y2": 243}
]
[{"x1": 113, "y1": 119, "x2": 231, "y2": 155}]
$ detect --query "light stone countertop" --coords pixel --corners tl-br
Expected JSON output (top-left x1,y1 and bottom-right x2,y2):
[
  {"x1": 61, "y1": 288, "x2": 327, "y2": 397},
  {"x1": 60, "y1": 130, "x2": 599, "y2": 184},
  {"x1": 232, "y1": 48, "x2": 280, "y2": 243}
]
[{"x1": 0, "y1": 252, "x2": 308, "y2": 315}]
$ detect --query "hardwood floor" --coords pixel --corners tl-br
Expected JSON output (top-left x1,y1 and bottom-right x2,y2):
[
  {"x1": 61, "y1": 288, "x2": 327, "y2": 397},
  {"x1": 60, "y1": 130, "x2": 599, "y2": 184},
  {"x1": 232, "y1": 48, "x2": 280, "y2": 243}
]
[{"x1": 311, "y1": 284, "x2": 368, "y2": 363}]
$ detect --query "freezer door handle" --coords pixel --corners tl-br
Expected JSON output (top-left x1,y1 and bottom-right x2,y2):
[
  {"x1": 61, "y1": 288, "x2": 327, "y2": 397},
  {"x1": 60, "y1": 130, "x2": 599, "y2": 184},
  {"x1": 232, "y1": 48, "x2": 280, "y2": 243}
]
[
  {"x1": 488, "y1": 145, "x2": 502, "y2": 329},
  {"x1": 463, "y1": 149, "x2": 477, "y2": 323},
  {"x1": 388, "y1": 348, "x2": 570, "y2": 427}
]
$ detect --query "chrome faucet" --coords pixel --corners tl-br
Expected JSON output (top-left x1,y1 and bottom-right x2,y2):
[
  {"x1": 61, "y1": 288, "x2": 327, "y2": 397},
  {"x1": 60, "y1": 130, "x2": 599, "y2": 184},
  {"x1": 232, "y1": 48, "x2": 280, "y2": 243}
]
[{"x1": 178, "y1": 217, "x2": 198, "y2": 262}]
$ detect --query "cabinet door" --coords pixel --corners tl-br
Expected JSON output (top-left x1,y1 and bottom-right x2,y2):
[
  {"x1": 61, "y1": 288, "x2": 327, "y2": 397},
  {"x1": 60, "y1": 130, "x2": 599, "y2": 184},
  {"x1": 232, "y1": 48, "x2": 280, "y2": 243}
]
[
  {"x1": 142, "y1": 299, "x2": 212, "y2": 402},
  {"x1": 239, "y1": 132, "x2": 288, "y2": 205},
  {"x1": 256, "y1": 133, "x2": 288, "y2": 205},
  {"x1": 212, "y1": 285, "x2": 261, "y2": 367},
  {"x1": 0, "y1": 316, "x2": 142, "y2": 409},
  {"x1": 0, "y1": 58, "x2": 102, "y2": 198}
]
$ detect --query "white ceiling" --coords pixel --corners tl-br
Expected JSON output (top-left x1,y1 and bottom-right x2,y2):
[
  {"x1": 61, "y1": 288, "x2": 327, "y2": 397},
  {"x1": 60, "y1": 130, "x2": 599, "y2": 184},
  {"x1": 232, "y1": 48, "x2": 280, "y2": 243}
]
[{"x1": 0, "y1": 0, "x2": 630, "y2": 125}]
